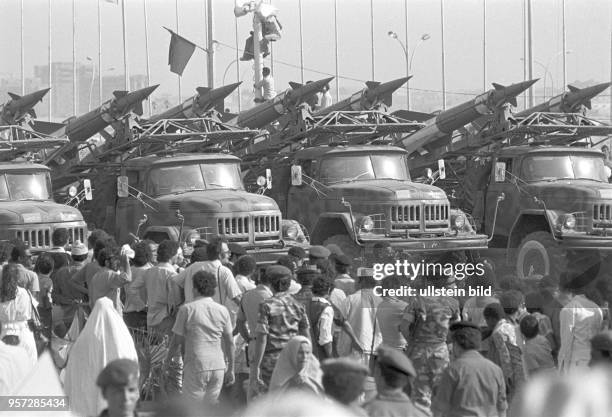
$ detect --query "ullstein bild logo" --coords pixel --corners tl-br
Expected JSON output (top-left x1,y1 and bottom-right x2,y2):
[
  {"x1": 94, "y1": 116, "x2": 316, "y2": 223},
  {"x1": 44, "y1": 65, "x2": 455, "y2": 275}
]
[{"x1": 372, "y1": 260, "x2": 486, "y2": 281}]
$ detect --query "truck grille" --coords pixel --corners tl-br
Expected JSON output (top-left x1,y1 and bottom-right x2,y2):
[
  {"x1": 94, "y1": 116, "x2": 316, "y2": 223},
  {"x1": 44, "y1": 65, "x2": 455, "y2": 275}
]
[
  {"x1": 391, "y1": 203, "x2": 449, "y2": 232},
  {"x1": 15, "y1": 226, "x2": 86, "y2": 249},
  {"x1": 217, "y1": 215, "x2": 280, "y2": 241},
  {"x1": 593, "y1": 204, "x2": 612, "y2": 227}
]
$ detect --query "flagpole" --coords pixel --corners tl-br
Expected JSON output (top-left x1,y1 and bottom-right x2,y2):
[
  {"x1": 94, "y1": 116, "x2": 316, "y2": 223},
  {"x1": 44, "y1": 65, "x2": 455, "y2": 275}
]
[
  {"x1": 440, "y1": 0, "x2": 446, "y2": 110},
  {"x1": 72, "y1": 0, "x2": 77, "y2": 114},
  {"x1": 404, "y1": 0, "x2": 409, "y2": 108},
  {"x1": 122, "y1": 0, "x2": 129, "y2": 91},
  {"x1": 98, "y1": 0, "x2": 102, "y2": 105},
  {"x1": 527, "y1": 0, "x2": 534, "y2": 107},
  {"x1": 143, "y1": 0, "x2": 152, "y2": 115},
  {"x1": 561, "y1": 0, "x2": 567, "y2": 91},
  {"x1": 334, "y1": 0, "x2": 339, "y2": 102},
  {"x1": 483, "y1": 0, "x2": 486, "y2": 92},
  {"x1": 234, "y1": 8, "x2": 242, "y2": 111},
  {"x1": 298, "y1": 0, "x2": 304, "y2": 84},
  {"x1": 206, "y1": 0, "x2": 214, "y2": 89},
  {"x1": 176, "y1": 0, "x2": 181, "y2": 101},
  {"x1": 20, "y1": 0, "x2": 24, "y2": 95},
  {"x1": 48, "y1": 0, "x2": 52, "y2": 120},
  {"x1": 370, "y1": 0, "x2": 375, "y2": 80}
]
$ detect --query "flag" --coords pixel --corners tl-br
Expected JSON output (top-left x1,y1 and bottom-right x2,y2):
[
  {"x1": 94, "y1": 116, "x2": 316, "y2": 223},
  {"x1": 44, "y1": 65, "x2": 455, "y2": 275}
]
[{"x1": 165, "y1": 27, "x2": 196, "y2": 76}]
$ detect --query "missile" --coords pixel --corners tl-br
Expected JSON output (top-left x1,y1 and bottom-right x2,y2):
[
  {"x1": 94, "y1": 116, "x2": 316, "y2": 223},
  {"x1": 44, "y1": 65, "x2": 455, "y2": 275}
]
[
  {"x1": 399, "y1": 79, "x2": 538, "y2": 155},
  {"x1": 145, "y1": 82, "x2": 241, "y2": 124},
  {"x1": 0, "y1": 88, "x2": 50, "y2": 125},
  {"x1": 229, "y1": 76, "x2": 334, "y2": 129},
  {"x1": 515, "y1": 81, "x2": 611, "y2": 117},
  {"x1": 313, "y1": 76, "x2": 410, "y2": 117},
  {"x1": 32, "y1": 85, "x2": 159, "y2": 143}
]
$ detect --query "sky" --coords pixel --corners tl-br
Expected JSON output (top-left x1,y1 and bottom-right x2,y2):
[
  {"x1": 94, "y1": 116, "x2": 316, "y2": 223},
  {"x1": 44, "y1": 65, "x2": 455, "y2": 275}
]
[{"x1": 0, "y1": 0, "x2": 611, "y2": 117}]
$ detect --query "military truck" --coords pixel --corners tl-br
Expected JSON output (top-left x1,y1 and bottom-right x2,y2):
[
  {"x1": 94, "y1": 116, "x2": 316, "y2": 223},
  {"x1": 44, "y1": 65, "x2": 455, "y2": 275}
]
[
  {"x1": 265, "y1": 143, "x2": 488, "y2": 262},
  {"x1": 86, "y1": 152, "x2": 300, "y2": 264},
  {"x1": 435, "y1": 145, "x2": 612, "y2": 279},
  {"x1": 0, "y1": 161, "x2": 87, "y2": 250}
]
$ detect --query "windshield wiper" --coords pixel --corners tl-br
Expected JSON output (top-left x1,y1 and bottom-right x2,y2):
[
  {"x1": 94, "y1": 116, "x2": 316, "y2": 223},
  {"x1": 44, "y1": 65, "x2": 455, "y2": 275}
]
[
  {"x1": 545, "y1": 177, "x2": 574, "y2": 182},
  {"x1": 348, "y1": 171, "x2": 373, "y2": 182},
  {"x1": 209, "y1": 183, "x2": 238, "y2": 191},
  {"x1": 574, "y1": 178, "x2": 604, "y2": 182}
]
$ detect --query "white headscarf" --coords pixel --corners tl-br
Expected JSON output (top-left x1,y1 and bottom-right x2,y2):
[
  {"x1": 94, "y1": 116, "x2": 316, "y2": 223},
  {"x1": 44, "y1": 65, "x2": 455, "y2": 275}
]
[
  {"x1": 269, "y1": 336, "x2": 323, "y2": 394},
  {"x1": 64, "y1": 298, "x2": 138, "y2": 417}
]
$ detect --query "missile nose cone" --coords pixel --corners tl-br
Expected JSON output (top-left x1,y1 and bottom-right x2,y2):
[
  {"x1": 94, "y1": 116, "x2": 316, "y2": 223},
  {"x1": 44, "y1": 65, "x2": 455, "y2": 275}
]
[
  {"x1": 18, "y1": 87, "x2": 52, "y2": 106},
  {"x1": 211, "y1": 81, "x2": 242, "y2": 99},
  {"x1": 31, "y1": 87, "x2": 51, "y2": 102},
  {"x1": 375, "y1": 76, "x2": 411, "y2": 93},
  {"x1": 583, "y1": 82, "x2": 611, "y2": 97},
  {"x1": 128, "y1": 84, "x2": 159, "y2": 102},
  {"x1": 504, "y1": 78, "x2": 539, "y2": 97},
  {"x1": 288, "y1": 76, "x2": 335, "y2": 103}
]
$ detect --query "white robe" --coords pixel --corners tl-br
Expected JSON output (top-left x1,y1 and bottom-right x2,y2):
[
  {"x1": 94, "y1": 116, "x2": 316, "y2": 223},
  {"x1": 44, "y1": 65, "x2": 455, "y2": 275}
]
[{"x1": 64, "y1": 298, "x2": 138, "y2": 417}]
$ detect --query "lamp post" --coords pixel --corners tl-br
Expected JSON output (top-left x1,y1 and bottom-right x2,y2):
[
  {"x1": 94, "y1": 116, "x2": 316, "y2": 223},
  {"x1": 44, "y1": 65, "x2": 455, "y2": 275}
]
[
  {"x1": 387, "y1": 31, "x2": 430, "y2": 109},
  {"x1": 545, "y1": 50, "x2": 571, "y2": 98},
  {"x1": 86, "y1": 57, "x2": 95, "y2": 111}
]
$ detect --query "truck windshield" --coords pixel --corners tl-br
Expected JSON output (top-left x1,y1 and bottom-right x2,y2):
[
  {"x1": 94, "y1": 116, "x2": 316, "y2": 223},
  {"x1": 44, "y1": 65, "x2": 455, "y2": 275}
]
[
  {"x1": 521, "y1": 154, "x2": 609, "y2": 182},
  {"x1": 319, "y1": 153, "x2": 410, "y2": 184},
  {"x1": 148, "y1": 162, "x2": 244, "y2": 196},
  {"x1": 0, "y1": 172, "x2": 52, "y2": 201}
]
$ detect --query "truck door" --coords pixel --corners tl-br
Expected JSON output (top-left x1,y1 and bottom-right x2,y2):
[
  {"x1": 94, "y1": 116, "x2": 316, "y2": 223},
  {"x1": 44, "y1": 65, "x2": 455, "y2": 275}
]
[
  {"x1": 114, "y1": 170, "x2": 146, "y2": 243},
  {"x1": 484, "y1": 157, "x2": 517, "y2": 240},
  {"x1": 287, "y1": 159, "x2": 322, "y2": 232}
]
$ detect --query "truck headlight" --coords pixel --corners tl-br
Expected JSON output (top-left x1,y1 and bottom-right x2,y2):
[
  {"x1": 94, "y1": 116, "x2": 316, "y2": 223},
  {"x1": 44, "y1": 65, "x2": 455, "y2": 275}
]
[
  {"x1": 360, "y1": 216, "x2": 374, "y2": 232},
  {"x1": 563, "y1": 214, "x2": 576, "y2": 229},
  {"x1": 452, "y1": 214, "x2": 465, "y2": 230},
  {"x1": 282, "y1": 219, "x2": 301, "y2": 240}
]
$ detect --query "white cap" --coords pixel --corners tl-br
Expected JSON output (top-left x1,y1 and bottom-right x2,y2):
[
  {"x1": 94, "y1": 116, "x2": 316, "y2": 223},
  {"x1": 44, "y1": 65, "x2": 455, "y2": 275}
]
[{"x1": 121, "y1": 244, "x2": 135, "y2": 259}]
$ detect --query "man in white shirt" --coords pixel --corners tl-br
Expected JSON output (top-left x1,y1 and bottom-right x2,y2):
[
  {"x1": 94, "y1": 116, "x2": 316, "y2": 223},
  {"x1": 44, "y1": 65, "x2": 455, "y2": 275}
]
[
  {"x1": 253, "y1": 67, "x2": 276, "y2": 102},
  {"x1": 173, "y1": 237, "x2": 242, "y2": 308}
]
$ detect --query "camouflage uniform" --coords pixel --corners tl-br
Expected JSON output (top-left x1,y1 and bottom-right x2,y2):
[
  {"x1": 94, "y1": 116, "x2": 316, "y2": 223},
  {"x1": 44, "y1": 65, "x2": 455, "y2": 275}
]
[
  {"x1": 255, "y1": 292, "x2": 310, "y2": 388},
  {"x1": 402, "y1": 295, "x2": 460, "y2": 412}
]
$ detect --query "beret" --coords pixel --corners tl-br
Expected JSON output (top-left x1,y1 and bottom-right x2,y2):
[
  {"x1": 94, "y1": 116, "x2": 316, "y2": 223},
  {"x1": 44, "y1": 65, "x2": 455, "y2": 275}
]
[
  {"x1": 288, "y1": 246, "x2": 307, "y2": 259},
  {"x1": 376, "y1": 345, "x2": 416, "y2": 377},
  {"x1": 96, "y1": 359, "x2": 139, "y2": 389},
  {"x1": 228, "y1": 243, "x2": 247, "y2": 256},
  {"x1": 334, "y1": 254, "x2": 352, "y2": 267},
  {"x1": 266, "y1": 265, "x2": 293, "y2": 281},
  {"x1": 321, "y1": 357, "x2": 369, "y2": 375},
  {"x1": 309, "y1": 245, "x2": 331, "y2": 259}
]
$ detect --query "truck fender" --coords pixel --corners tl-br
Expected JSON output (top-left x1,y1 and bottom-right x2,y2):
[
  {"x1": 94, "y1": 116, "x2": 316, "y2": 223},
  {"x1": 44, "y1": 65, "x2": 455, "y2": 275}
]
[
  {"x1": 507, "y1": 209, "x2": 555, "y2": 251},
  {"x1": 310, "y1": 213, "x2": 356, "y2": 245}
]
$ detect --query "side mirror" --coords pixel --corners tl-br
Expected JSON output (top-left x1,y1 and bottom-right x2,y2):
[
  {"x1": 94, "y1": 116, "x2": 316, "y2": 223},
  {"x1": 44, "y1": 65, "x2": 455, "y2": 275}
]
[
  {"x1": 266, "y1": 168, "x2": 272, "y2": 190},
  {"x1": 438, "y1": 159, "x2": 446, "y2": 180},
  {"x1": 494, "y1": 162, "x2": 506, "y2": 182},
  {"x1": 117, "y1": 175, "x2": 129, "y2": 198},
  {"x1": 83, "y1": 179, "x2": 93, "y2": 200},
  {"x1": 291, "y1": 165, "x2": 303, "y2": 186}
]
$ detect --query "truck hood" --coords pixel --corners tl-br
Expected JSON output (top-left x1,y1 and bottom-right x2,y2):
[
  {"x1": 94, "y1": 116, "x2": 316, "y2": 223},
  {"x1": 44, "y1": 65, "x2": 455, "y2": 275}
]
[
  {"x1": 156, "y1": 190, "x2": 280, "y2": 214},
  {"x1": 0, "y1": 201, "x2": 84, "y2": 225},
  {"x1": 328, "y1": 180, "x2": 448, "y2": 201},
  {"x1": 527, "y1": 181, "x2": 612, "y2": 203}
]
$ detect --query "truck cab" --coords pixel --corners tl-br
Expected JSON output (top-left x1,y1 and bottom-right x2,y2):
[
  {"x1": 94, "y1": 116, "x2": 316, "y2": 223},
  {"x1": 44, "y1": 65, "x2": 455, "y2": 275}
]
[
  {"x1": 477, "y1": 145, "x2": 612, "y2": 278},
  {"x1": 269, "y1": 144, "x2": 487, "y2": 261},
  {"x1": 92, "y1": 153, "x2": 293, "y2": 263},
  {"x1": 0, "y1": 162, "x2": 87, "y2": 250}
]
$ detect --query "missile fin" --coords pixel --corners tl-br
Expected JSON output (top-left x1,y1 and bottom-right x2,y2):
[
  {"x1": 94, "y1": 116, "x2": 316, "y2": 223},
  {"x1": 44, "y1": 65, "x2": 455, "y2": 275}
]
[
  {"x1": 113, "y1": 90, "x2": 128, "y2": 99},
  {"x1": 382, "y1": 94, "x2": 393, "y2": 107},
  {"x1": 289, "y1": 82, "x2": 303, "y2": 90},
  {"x1": 133, "y1": 101, "x2": 144, "y2": 116},
  {"x1": 508, "y1": 97, "x2": 518, "y2": 107},
  {"x1": 196, "y1": 87, "x2": 211, "y2": 96},
  {"x1": 365, "y1": 81, "x2": 381, "y2": 90},
  {"x1": 28, "y1": 109, "x2": 37, "y2": 119},
  {"x1": 567, "y1": 85, "x2": 580, "y2": 93},
  {"x1": 7, "y1": 92, "x2": 21, "y2": 100},
  {"x1": 492, "y1": 83, "x2": 505, "y2": 90},
  {"x1": 584, "y1": 99, "x2": 592, "y2": 110}
]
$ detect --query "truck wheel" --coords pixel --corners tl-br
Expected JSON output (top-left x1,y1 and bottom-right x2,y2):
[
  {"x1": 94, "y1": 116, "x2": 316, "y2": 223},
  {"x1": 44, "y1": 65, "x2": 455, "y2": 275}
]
[
  {"x1": 516, "y1": 231, "x2": 566, "y2": 279},
  {"x1": 323, "y1": 234, "x2": 363, "y2": 267}
]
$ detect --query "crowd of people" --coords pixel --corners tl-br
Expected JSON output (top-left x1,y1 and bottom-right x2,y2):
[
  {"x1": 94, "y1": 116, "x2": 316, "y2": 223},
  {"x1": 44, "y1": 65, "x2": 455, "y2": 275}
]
[{"x1": 1, "y1": 228, "x2": 612, "y2": 417}]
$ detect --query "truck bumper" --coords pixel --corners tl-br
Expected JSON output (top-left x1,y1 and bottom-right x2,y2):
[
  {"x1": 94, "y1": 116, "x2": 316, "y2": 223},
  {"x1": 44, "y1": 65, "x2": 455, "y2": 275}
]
[
  {"x1": 359, "y1": 234, "x2": 489, "y2": 252},
  {"x1": 246, "y1": 242, "x2": 310, "y2": 265},
  {"x1": 556, "y1": 234, "x2": 612, "y2": 251}
]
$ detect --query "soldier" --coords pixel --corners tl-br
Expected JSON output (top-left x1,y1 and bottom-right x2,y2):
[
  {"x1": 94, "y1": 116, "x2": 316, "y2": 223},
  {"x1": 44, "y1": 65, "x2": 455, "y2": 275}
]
[
  {"x1": 249, "y1": 265, "x2": 310, "y2": 396},
  {"x1": 590, "y1": 330, "x2": 612, "y2": 367},
  {"x1": 288, "y1": 246, "x2": 307, "y2": 268},
  {"x1": 399, "y1": 272, "x2": 460, "y2": 413},
  {"x1": 333, "y1": 254, "x2": 356, "y2": 296},
  {"x1": 363, "y1": 345, "x2": 426, "y2": 417}
]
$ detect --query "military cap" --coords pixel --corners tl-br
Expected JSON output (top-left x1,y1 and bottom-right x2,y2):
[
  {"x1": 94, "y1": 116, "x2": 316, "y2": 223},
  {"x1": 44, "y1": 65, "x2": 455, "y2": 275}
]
[
  {"x1": 334, "y1": 254, "x2": 352, "y2": 267},
  {"x1": 309, "y1": 245, "x2": 331, "y2": 259},
  {"x1": 228, "y1": 243, "x2": 247, "y2": 257},
  {"x1": 265, "y1": 265, "x2": 293, "y2": 281},
  {"x1": 71, "y1": 240, "x2": 88, "y2": 256},
  {"x1": 321, "y1": 357, "x2": 369, "y2": 375},
  {"x1": 96, "y1": 358, "x2": 139, "y2": 389},
  {"x1": 288, "y1": 246, "x2": 307, "y2": 259},
  {"x1": 449, "y1": 321, "x2": 483, "y2": 346},
  {"x1": 591, "y1": 331, "x2": 612, "y2": 352},
  {"x1": 325, "y1": 244, "x2": 344, "y2": 256},
  {"x1": 276, "y1": 255, "x2": 297, "y2": 272},
  {"x1": 376, "y1": 345, "x2": 416, "y2": 377}
]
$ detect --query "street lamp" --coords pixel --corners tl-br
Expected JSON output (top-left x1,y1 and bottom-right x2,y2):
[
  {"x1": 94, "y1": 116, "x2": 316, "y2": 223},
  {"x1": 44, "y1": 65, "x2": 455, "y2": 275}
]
[
  {"x1": 521, "y1": 50, "x2": 570, "y2": 101},
  {"x1": 388, "y1": 31, "x2": 430, "y2": 109},
  {"x1": 86, "y1": 56, "x2": 95, "y2": 111}
]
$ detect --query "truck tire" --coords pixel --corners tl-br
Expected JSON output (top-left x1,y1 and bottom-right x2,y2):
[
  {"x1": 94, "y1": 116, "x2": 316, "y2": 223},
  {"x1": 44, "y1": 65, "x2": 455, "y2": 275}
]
[
  {"x1": 516, "y1": 231, "x2": 566, "y2": 279},
  {"x1": 322, "y1": 234, "x2": 363, "y2": 267}
]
